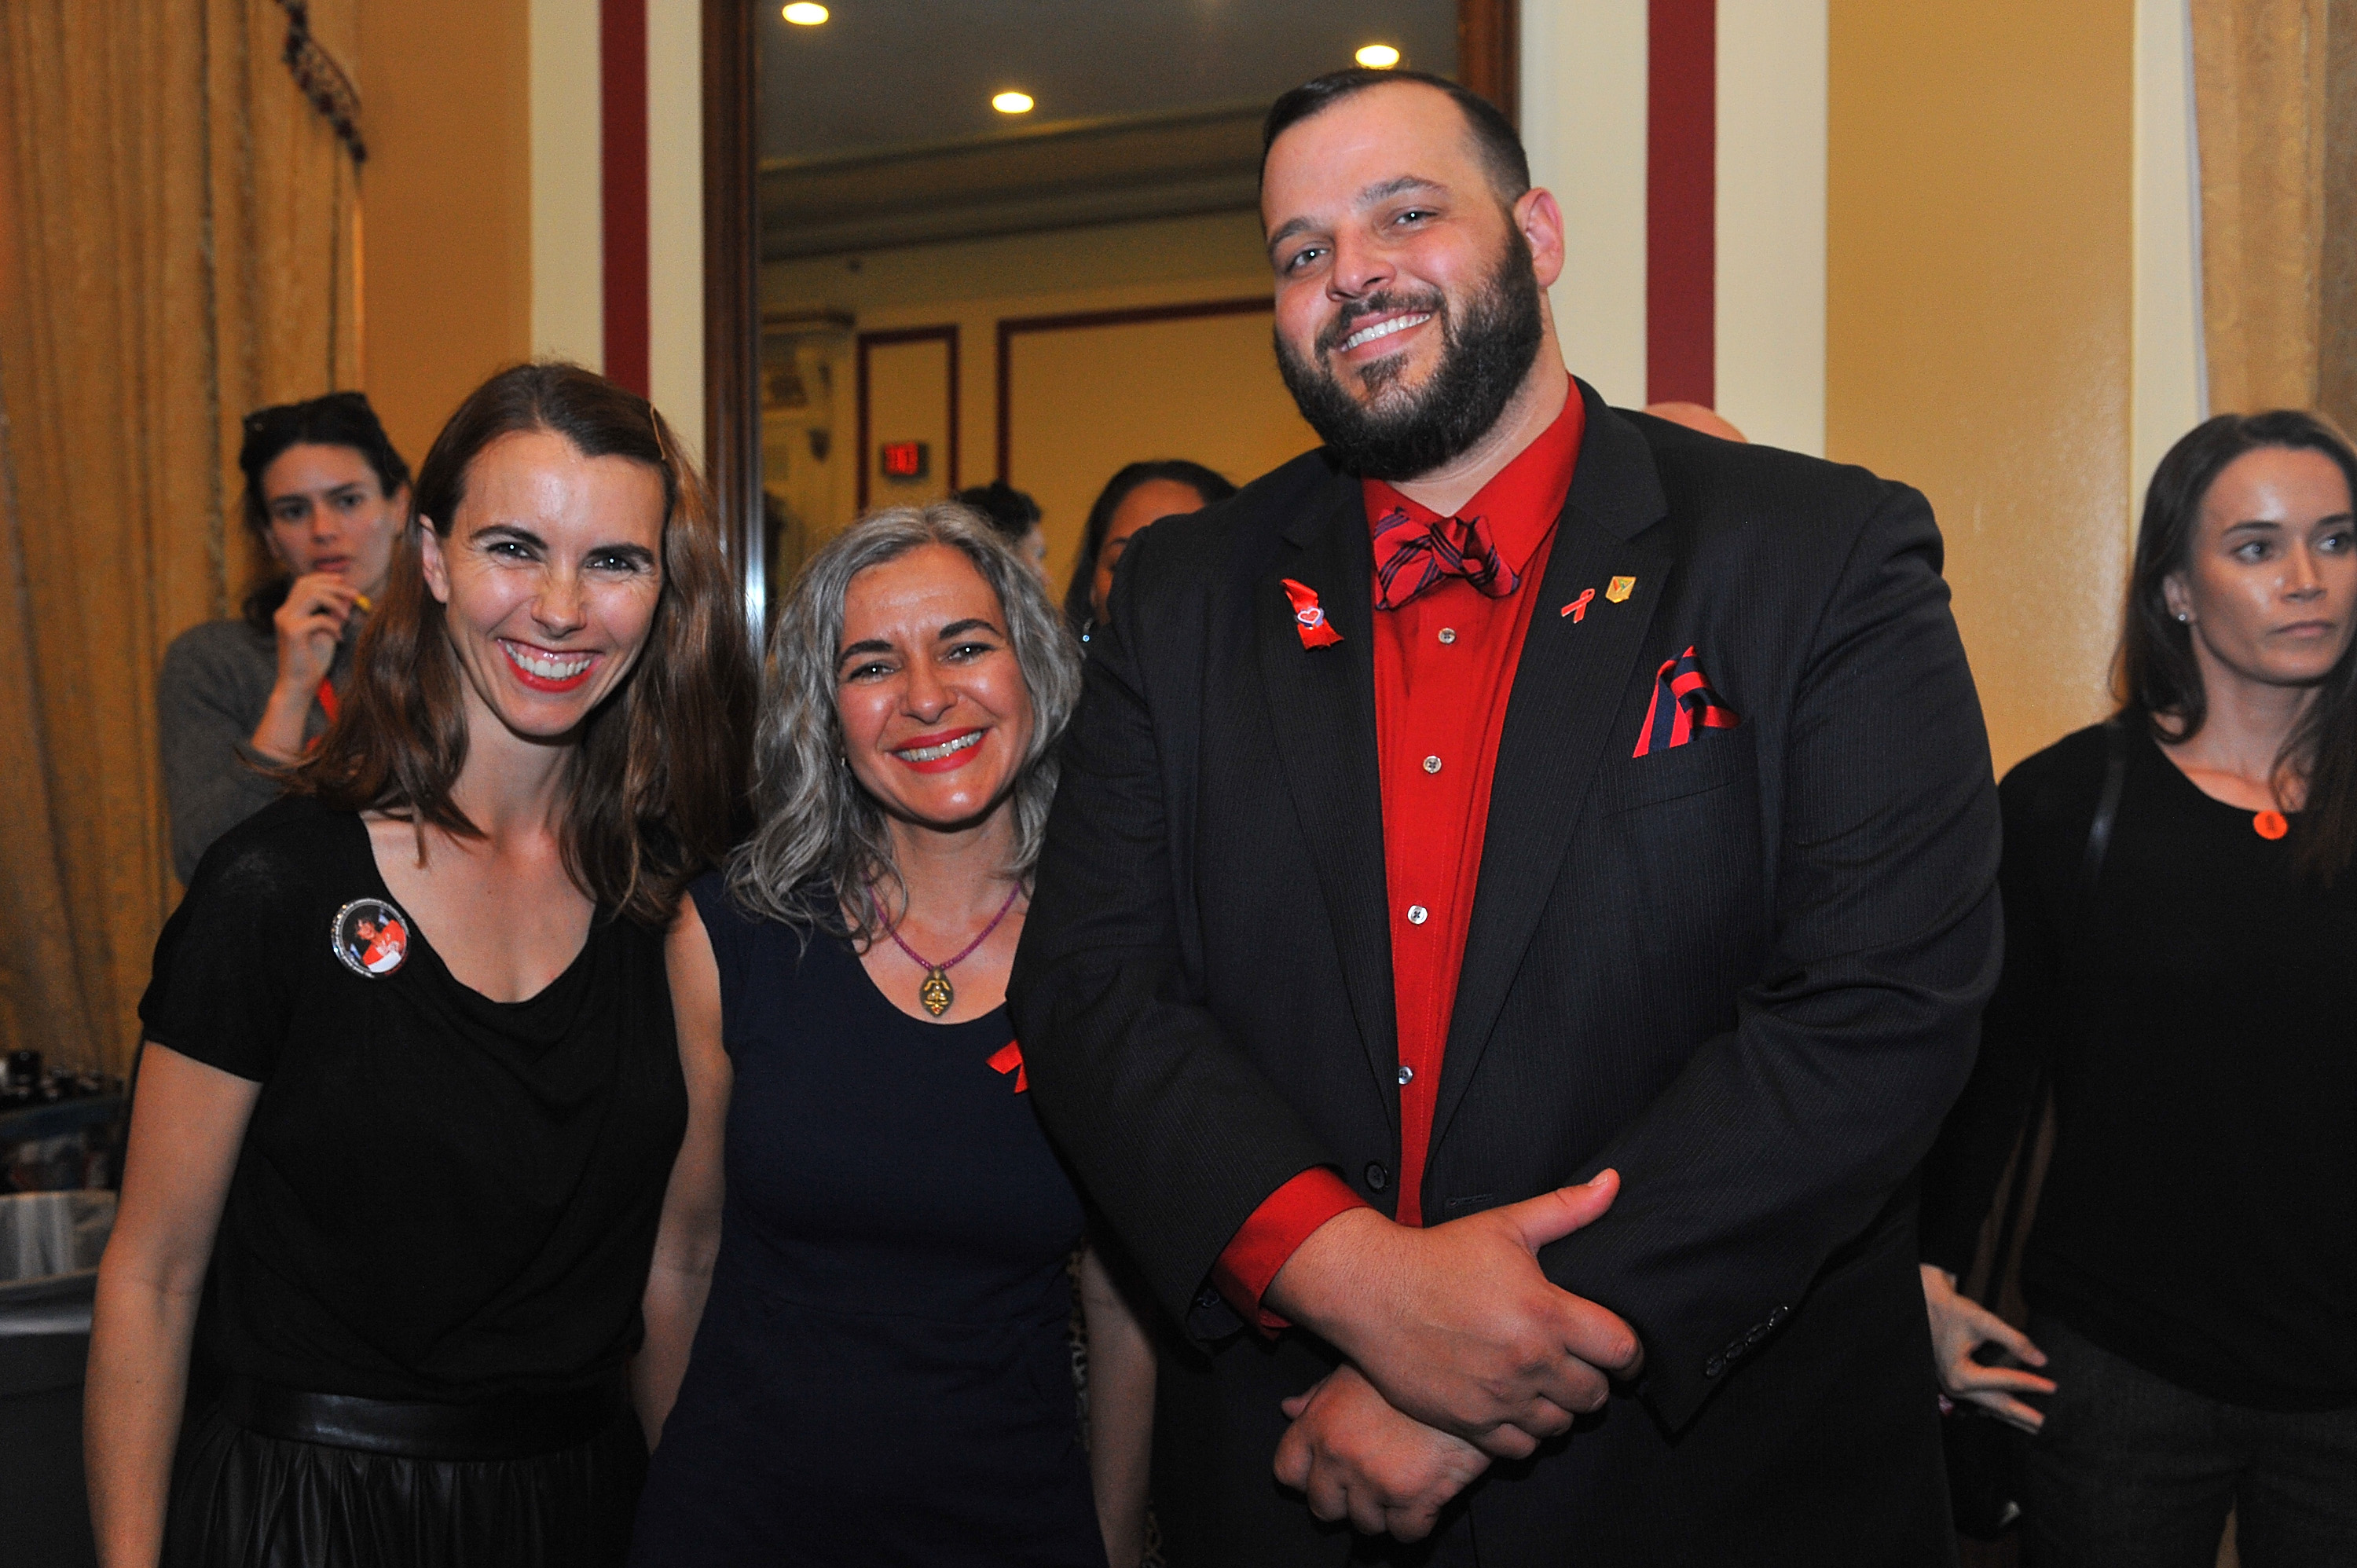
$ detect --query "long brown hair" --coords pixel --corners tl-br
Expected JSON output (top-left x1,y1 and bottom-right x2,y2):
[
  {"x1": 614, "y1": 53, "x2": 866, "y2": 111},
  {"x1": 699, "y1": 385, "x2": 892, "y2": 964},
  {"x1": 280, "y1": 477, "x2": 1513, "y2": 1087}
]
[
  {"x1": 2115, "y1": 408, "x2": 2357, "y2": 880},
  {"x1": 288, "y1": 362, "x2": 754, "y2": 925}
]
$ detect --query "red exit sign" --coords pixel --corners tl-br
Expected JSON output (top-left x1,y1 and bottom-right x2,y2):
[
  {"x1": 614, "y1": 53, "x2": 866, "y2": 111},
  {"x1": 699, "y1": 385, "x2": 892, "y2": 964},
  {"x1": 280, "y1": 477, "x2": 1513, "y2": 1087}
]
[{"x1": 879, "y1": 441, "x2": 929, "y2": 479}]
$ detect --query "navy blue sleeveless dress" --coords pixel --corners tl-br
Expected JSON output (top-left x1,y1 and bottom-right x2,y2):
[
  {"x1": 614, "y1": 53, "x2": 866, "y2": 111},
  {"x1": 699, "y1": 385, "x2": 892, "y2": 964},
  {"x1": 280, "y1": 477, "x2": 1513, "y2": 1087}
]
[{"x1": 627, "y1": 874, "x2": 1105, "y2": 1567}]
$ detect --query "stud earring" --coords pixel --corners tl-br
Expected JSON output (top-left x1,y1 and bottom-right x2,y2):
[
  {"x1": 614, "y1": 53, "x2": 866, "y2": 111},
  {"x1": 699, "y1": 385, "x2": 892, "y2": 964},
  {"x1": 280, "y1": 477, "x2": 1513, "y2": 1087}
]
[{"x1": 2176, "y1": 611, "x2": 2190, "y2": 623}]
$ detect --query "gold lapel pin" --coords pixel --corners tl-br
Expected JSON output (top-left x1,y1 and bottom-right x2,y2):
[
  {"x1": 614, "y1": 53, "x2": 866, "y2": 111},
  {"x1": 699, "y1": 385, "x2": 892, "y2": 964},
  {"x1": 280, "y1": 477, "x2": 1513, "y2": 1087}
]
[{"x1": 1606, "y1": 576, "x2": 1637, "y2": 603}]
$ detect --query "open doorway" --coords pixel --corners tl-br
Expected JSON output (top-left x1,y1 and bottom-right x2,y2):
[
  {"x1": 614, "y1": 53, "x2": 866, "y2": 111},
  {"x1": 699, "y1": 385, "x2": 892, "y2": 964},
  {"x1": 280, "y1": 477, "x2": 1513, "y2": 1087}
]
[{"x1": 704, "y1": 0, "x2": 1517, "y2": 628}]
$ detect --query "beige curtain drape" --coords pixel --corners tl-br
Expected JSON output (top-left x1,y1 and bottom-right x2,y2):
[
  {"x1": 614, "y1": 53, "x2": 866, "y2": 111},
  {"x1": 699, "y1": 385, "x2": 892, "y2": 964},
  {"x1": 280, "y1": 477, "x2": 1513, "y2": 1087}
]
[
  {"x1": 2191, "y1": 0, "x2": 2357, "y2": 430},
  {"x1": 0, "y1": 1, "x2": 361, "y2": 1075}
]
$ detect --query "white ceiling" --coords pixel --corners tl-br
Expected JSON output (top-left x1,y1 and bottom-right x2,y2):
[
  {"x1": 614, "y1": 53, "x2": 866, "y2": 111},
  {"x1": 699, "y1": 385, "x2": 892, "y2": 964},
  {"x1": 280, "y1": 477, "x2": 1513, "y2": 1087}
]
[{"x1": 761, "y1": 0, "x2": 1460, "y2": 165}]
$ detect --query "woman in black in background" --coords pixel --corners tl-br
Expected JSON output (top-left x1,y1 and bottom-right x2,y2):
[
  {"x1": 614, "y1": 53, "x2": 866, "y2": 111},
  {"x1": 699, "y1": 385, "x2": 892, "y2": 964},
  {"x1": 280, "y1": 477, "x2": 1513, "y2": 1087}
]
[
  {"x1": 88, "y1": 363, "x2": 753, "y2": 1568},
  {"x1": 1920, "y1": 410, "x2": 2357, "y2": 1566},
  {"x1": 1062, "y1": 460, "x2": 1233, "y2": 640},
  {"x1": 156, "y1": 393, "x2": 410, "y2": 880},
  {"x1": 630, "y1": 504, "x2": 1153, "y2": 1567}
]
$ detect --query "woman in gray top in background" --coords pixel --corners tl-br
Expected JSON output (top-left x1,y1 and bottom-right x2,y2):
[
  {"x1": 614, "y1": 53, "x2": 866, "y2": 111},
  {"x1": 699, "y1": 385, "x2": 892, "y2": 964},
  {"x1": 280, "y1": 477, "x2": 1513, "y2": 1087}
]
[{"x1": 156, "y1": 393, "x2": 410, "y2": 880}]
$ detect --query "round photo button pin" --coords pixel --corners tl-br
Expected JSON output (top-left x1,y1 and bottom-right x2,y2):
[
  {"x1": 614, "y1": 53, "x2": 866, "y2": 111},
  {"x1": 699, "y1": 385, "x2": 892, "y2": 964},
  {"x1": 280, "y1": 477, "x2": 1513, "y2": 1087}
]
[{"x1": 332, "y1": 897, "x2": 412, "y2": 978}]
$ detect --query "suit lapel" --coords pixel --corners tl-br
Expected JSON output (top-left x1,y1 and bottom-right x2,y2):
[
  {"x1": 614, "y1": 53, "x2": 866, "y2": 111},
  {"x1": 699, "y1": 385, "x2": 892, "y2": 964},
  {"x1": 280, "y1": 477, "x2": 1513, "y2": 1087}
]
[
  {"x1": 1255, "y1": 474, "x2": 1399, "y2": 1126},
  {"x1": 1431, "y1": 390, "x2": 1671, "y2": 1148}
]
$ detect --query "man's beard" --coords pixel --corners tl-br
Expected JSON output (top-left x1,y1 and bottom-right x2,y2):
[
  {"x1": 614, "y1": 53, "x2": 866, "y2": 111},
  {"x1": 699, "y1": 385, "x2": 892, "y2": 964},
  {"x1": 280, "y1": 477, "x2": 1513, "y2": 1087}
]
[{"x1": 1274, "y1": 228, "x2": 1545, "y2": 483}]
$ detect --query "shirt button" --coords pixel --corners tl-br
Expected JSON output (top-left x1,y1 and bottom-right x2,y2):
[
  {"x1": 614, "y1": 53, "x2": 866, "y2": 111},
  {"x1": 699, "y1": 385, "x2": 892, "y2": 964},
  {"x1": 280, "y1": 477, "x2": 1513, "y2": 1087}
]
[
  {"x1": 1406, "y1": 904, "x2": 1428, "y2": 925},
  {"x1": 1397, "y1": 1064, "x2": 1414, "y2": 1084},
  {"x1": 1437, "y1": 628, "x2": 1457, "y2": 644},
  {"x1": 1422, "y1": 755, "x2": 1442, "y2": 775},
  {"x1": 1365, "y1": 1162, "x2": 1389, "y2": 1190}
]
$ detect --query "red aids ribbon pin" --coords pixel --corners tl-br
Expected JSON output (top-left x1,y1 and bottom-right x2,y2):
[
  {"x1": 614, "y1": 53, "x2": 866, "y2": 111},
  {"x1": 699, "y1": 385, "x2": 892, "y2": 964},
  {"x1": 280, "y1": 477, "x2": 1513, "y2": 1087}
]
[
  {"x1": 1560, "y1": 588, "x2": 1596, "y2": 621},
  {"x1": 988, "y1": 1040, "x2": 1028, "y2": 1093},
  {"x1": 1281, "y1": 579, "x2": 1343, "y2": 648}
]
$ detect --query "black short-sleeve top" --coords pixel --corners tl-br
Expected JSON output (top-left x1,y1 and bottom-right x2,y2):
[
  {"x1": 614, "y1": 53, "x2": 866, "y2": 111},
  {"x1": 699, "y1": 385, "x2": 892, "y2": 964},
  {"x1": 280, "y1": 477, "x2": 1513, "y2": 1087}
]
[{"x1": 138, "y1": 796, "x2": 688, "y2": 1404}]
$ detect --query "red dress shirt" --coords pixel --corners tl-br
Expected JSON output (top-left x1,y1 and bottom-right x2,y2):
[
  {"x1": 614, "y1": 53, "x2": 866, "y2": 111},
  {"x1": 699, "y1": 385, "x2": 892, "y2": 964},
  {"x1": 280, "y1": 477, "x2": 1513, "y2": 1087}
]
[{"x1": 1211, "y1": 387, "x2": 1586, "y2": 1324}]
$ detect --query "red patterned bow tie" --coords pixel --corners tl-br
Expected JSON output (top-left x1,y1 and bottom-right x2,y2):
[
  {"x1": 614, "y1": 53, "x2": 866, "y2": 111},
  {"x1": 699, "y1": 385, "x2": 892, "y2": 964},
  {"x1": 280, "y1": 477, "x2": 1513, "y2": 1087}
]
[{"x1": 1370, "y1": 505, "x2": 1520, "y2": 610}]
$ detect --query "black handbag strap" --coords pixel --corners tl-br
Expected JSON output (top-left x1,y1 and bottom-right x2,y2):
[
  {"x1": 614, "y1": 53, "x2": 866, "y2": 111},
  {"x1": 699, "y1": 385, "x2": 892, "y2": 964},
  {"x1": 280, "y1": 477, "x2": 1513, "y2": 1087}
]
[
  {"x1": 1973, "y1": 719, "x2": 2128, "y2": 1308},
  {"x1": 2080, "y1": 718, "x2": 2129, "y2": 899}
]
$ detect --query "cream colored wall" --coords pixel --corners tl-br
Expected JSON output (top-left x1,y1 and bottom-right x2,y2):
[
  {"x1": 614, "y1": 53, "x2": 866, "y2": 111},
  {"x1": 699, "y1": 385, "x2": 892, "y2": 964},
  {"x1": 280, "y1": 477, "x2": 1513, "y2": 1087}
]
[
  {"x1": 647, "y1": 0, "x2": 704, "y2": 463},
  {"x1": 357, "y1": 0, "x2": 533, "y2": 467},
  {"x1": 1716, "y1": 0, "x2": 1827, "y2": 456},
  {"x1": 1006, "y1": 313, "x2": 1318, "y2": 591},
  {"x1": 1521, "y1": 1, "x2": 1648, "y2": 407},
  {"x1": 2135, "y1": 0, "x2": 2207, "y2": 507},
  {"x1": 1827, "y1": 1, "x2": 2136, "y2": 775},
  {"x1": 530, "y1": 0, "x2": 602, "y2": 369},
  {"x1": 762, "y1": 210, "x2": 1314, "y2": 591},
  {"x1": 865, "y1": 335, "x2": 957, "y2": 505}
]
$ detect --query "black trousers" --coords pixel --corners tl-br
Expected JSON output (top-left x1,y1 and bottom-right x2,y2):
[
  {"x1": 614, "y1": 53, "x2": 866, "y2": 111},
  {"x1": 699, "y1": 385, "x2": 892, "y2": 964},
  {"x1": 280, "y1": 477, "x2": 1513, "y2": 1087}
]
[{"x1": 2023, "y1": 1314, "x2": 2357, "y2": 1568}]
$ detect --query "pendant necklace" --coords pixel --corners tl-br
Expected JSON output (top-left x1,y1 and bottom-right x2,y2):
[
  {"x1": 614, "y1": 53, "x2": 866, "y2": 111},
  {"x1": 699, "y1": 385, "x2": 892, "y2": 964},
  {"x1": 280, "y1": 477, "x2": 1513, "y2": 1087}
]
[{"x1": 872, "y1": 883, "x2": 1023, "y2": 1017}]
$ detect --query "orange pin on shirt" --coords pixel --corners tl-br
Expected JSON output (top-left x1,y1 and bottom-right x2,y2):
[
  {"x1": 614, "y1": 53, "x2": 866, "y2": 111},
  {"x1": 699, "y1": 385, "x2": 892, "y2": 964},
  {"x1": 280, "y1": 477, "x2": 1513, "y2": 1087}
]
[{"x1": 1606, "y1": 575, "x2": 1637, "y2": 603}]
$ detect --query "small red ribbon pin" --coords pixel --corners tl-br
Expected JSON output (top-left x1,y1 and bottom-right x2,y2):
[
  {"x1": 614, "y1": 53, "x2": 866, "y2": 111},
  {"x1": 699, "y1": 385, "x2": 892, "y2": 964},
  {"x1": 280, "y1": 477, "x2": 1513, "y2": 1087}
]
[
  {"x1": 1281, "y1": 578, "x2": 1343, "y2": 648},
  {"x1": 988, "y1": 1040, "x2": 1028, "y2": 1093},
  {"x1": 1560, "y1": 588, "x2": 1596, "y2": 621}
]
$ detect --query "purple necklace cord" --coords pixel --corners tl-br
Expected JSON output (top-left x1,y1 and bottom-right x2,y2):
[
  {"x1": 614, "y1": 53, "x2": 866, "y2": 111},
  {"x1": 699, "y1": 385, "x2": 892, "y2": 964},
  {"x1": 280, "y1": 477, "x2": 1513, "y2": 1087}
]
[{"x1": 871, "y1": 881, "x2": 1023, "y2": 973}]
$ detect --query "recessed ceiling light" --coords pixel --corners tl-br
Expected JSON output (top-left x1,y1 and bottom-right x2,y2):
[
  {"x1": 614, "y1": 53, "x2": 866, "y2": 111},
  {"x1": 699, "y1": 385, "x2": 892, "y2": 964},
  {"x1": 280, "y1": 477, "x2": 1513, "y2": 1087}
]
[
  {"x1": 1356, "y1": 43, "x2": 1402, "y2": 69},
  {"x1": 783, "y1": 3, "x2": 828, "y2": 24},
  {"x1": 992, "y1": 91, "x2": 1035, "y2": 115}
]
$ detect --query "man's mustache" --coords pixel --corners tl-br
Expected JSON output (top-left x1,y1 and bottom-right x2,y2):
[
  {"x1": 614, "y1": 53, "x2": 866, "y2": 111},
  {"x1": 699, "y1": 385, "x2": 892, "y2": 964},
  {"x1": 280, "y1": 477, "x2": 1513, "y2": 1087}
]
[{"x1": 1314, "y1": 291, "x2": 1446, "y2": 356}]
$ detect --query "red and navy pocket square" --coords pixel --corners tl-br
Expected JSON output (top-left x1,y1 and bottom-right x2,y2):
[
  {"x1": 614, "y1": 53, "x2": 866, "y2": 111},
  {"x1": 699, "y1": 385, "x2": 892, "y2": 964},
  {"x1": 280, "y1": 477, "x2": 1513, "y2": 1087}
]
[{"x1": 1634, "y1": 646, "x2": 1739, "y2": 757}]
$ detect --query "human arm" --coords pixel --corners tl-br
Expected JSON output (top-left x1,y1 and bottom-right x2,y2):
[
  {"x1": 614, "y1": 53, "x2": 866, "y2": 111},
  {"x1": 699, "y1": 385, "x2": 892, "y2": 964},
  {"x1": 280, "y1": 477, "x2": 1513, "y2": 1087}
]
[
  {"x1": 632, "y1": 899, "x2": 733, "y2": 1449},
  {"x1": 1078, "y1": 1244, "x2": 1153, "y2": 1568},
  {"x1": 85, "y1": 1043, "x2": 260, "y2": 1568},
  {"x1": 251, "y1": 574, "x2": 357, "y2": 761},
  {"x1": 1273, "y1": 1364, "x2": 1490, "y2": 1541},
  {"x1": 1920, "y1": 1264, "x2": 2051, "y2": 1431},
  {"x1": 1261, "y1": 1175, "x2": 1638, "y2": 1457},
  {"x1": 1528, "y1": 481, "x2": 2003, "y2": 1431},
  {"x1": 158, "y1": 628, "x2": 298, "y2": 883},
  {"x1": 1912, "y1": 749, "x2": 2082, "y2": 1430}
]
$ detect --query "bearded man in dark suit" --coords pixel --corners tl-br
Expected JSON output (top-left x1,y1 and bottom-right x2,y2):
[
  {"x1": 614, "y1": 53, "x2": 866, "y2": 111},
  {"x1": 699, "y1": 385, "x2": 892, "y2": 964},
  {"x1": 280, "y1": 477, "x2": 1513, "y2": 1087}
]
[{"x1": 1008, "y1": 67, "x2": 1999, "y2": 1567}]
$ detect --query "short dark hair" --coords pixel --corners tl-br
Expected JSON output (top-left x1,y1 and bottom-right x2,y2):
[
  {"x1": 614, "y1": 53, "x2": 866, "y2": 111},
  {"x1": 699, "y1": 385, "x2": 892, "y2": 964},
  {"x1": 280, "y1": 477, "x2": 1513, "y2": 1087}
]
[
  {"x1": 236, "y1": 391, "x2": 411, "y2": 631},
  {"x1": 1062, "y1": 460, "x2": 1237, "y2": 628},
  {"x1": 953, "y1": 480, "x2": 1043, "y2": 542},
  {"x1": 290, "y1": 361, "x2": 755, "y2": 925},
  {"x1": 2117, "y1": 408, "x2": 2357, "y2": 880},
  {"x1": 1261, "y1": 69, "x2": 1530, "y2": 205}
]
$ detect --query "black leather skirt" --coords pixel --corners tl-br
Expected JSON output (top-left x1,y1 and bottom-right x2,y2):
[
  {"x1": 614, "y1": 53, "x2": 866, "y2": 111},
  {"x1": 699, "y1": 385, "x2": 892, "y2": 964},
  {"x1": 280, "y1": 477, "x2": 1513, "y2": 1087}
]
[{"x1": 161, "y1": 1376, "x2": 647, "y2": 1568}]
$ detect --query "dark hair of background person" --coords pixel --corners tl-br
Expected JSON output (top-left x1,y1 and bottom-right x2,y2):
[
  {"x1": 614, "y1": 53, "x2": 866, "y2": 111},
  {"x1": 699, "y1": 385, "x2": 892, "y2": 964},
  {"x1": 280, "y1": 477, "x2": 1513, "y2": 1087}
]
[
  {"x1": 236, "y1": 390, "x2": 413, "y2": 633},
  {"x1": 1061, "y1": 460, "x2": 1237, "y2": 628},
  {"x1": 1260, "y1": 68, "x2": 1530, "y2": 204},
  {"x1": 2116, "y1": 408, "x2": 2357, "y2": 880},
  {"x1": 953, "y1": 480, "x2": 1043, "y2": 544},
  {"x1": 286, "y1": 361, "x2": 756, "y2": 925}
]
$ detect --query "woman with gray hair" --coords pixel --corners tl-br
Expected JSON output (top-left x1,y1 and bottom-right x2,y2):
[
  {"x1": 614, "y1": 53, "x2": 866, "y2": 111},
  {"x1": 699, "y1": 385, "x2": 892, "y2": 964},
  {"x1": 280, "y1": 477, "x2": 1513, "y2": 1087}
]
[{"x1": 628, "y1": 504, "x2": 1153, "y2": 1567}]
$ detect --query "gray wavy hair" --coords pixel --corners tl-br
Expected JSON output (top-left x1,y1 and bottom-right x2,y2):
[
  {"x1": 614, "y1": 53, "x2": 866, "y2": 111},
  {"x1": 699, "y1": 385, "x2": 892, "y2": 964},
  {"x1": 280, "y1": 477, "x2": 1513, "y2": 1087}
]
[{"x1": 726, "y1": 501, "x2": 1083, "y2": 941}]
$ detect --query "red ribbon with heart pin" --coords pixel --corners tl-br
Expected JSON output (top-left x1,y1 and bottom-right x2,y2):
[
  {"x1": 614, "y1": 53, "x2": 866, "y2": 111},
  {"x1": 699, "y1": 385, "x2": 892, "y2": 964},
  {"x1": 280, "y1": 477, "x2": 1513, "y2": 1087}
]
[{"x1": 1281, "y1": 578, "x2": 1343, "y2": 648}]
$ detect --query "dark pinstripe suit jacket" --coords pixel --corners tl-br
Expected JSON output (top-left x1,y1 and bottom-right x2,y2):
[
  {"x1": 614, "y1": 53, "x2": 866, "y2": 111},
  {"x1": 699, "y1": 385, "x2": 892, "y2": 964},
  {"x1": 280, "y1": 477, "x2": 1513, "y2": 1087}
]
[{"x1": 1010, "y1": 381, "x2": 2001, "y2": 1566}]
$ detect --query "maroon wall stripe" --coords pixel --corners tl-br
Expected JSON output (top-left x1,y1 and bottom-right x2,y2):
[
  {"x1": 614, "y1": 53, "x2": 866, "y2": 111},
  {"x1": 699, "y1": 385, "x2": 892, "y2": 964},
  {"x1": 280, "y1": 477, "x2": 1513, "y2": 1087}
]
[
  {"x1": 1647, "y1": 0, "x2": 1714, "y2": 407},
  {"x1": 600, "y1": 0, "x2": 651, "y2": 397}
]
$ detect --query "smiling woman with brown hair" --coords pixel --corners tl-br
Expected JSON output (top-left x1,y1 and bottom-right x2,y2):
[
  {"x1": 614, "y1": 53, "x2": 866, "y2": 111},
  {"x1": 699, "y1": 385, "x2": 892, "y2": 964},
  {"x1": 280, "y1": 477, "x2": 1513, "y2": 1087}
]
[
  {"x1": 1921, "y1": 410, "x2": 2357, "y2": 1565},
  {"x1": 87, "y1": 361, "x2": 753, "y2": 1568}
]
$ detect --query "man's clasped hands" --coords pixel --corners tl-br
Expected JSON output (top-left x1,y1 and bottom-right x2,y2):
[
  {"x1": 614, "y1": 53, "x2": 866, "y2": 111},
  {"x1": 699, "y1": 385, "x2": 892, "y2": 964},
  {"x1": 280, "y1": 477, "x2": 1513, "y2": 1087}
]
[{"x1": 1264, "y1": 1171, "x2": 1642, "y2": 1541}]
